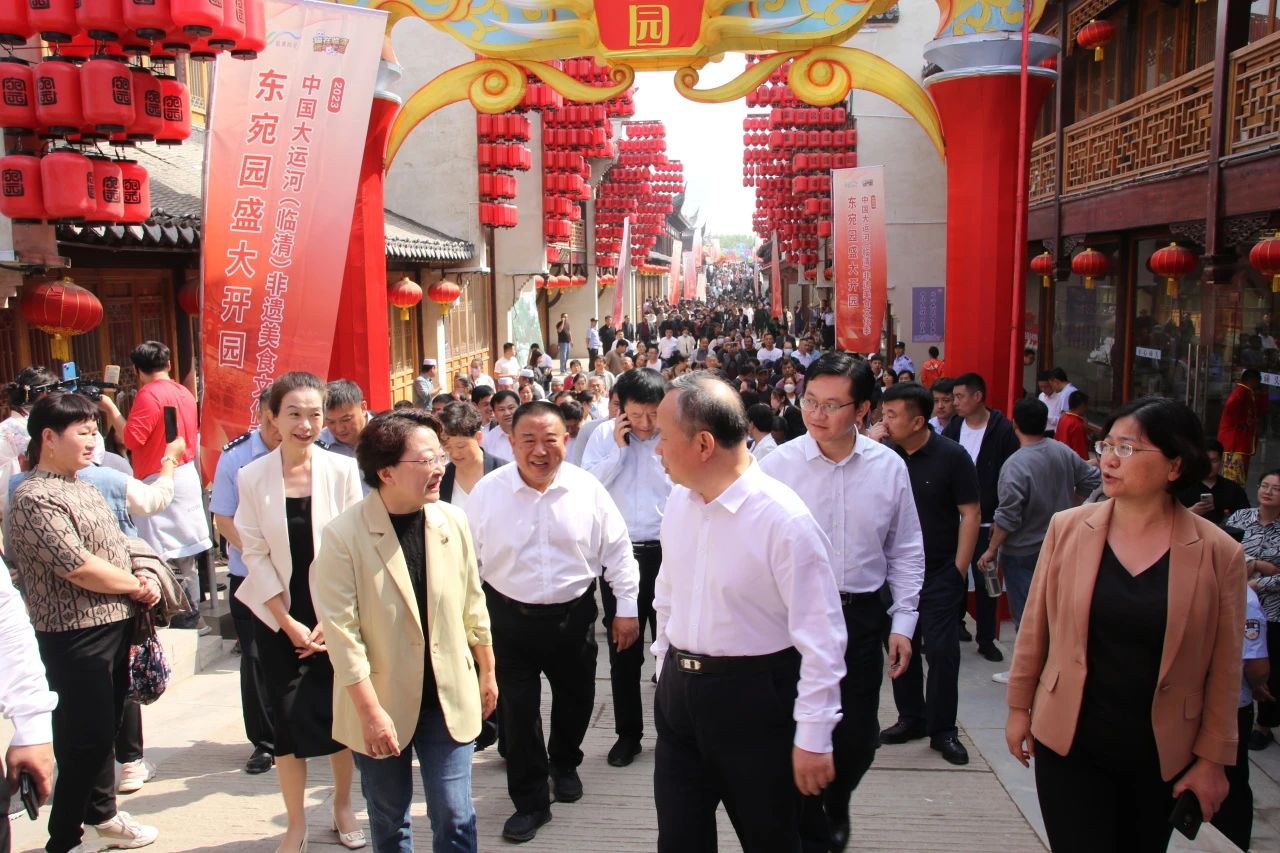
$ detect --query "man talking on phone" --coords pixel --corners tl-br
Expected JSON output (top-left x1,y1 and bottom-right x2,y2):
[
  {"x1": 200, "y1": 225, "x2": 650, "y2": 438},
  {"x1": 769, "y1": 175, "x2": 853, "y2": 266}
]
[
  {"x1": 98, "y1": 341, "x2": 212, "y2": 631},
  {"x1": 0, "y1": 554, "x2": 57, "y2": 853},
  {"x1": 581, "y1": 368, "x2": 673, "y2": 767}
]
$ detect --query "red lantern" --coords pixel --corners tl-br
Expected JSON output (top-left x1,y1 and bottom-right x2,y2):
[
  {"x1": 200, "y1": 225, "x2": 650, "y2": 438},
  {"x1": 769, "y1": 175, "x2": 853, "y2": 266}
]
[
  {"x1": 154, "y1": 73, "x2": 189, "y2": 143},
  {"x1": 81, "y1": 56, "x2": 134, "y2": 133},
  {"x1": 0, "y1": 0, "x2": 34, "y2": 44},
  {"x1": 34, "y1": 57, "x2": 83, "y2": 136},
  {"x1": 41, "y1": 148, "x2": 94, "y2": 222},
  {"x1": 122, "y1": 0, "x2": 171, "y2": 39},
  {"x1": 177, "y1": 276, "x2": 200, "y2": 315},
  {"x1": 76, "y1": 0, "x2": 125, "y2": 40},
  {"x1": 87, "y1": 157, "x2": 123, "y2": 223},
  {"x1": 118, "y1": 158, "x2": 149, "y2": 223},
  {"x1": 0, "y1": 58, "x2": 36, "y2": 130},
  {"x1": 26, "y1": 0, "x2": 76, "y2": 42},
  {"x1": 231, "y1": 0, "x2": 264, "y2": 58},
  {"x1": 1030, "y1": 251, "x2": 1055, "y2": 288},
  {"x1": 426, "y1": 279, "x2": 461, "y2": 316},
  {"x1": 1149, "y1": 242, "x2": 1198, "y2": 297},
  {"x1": 1250, "y1": 233, "x2": 1280, "y2": 294},
  {"x1": 1071, "y1": 247, "x2": 1109, "y2": 290},
  {"x1": 1076, "y1": 19, "x2": 1115, "y2": 62},
  {"x1": 1040, "y1": 55, "x2": 1058, "y2": 71},
  {"x1": 126, "y1": 66, "x2": 162, "y2": 140},
  {"x1": 19, "y1": 277, "x2": 104, "y2": 361},
  {"x1": 208, "y1": 0, "x2": 243, "y2": 49},
  {"x1": 169, "y1": 0, "x2": 220, "y2": 37},
  {"x1": 529, "y1": 275, "x2": 545, "y2": 289},
  {"x1": 388, "y1": 276, "x2": 422, "y2": 321},
  {"x1": 0, "y1": 152, "x2": 45, "y2": 222}
]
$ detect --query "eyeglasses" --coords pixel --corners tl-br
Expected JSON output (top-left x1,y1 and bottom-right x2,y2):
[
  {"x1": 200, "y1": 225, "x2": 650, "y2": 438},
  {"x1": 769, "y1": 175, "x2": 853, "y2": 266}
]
[
  {"x1": 1258, "y1": 484, "x2": 1280, "y2": 494},
  {"x1": 800, "y1": 397, "x2": 857, "y2": 415},
  {"x1": 1093, "y1": 441, "x2": 1162, "y2": 458},
  {"x1": 398, "y1": 454, "x2": 445, "y2": 469}
]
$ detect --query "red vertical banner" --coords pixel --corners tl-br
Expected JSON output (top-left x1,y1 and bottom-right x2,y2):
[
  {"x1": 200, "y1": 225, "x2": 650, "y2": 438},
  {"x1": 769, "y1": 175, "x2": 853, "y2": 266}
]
[
  {"x1": 770, "y1": 231, "x2": 781, "y2": 319},
  {"x1": 833, "y1": 165, "x2": 887, "y2": 354},
  {"x1": 612, "y1": 217, "x2": 631, "y2": 328},
  {"x1": 681, "y1": 250, "x2": 695, "y2": 301},
  {"x1": 668, "y1": 256, "x2": 679, "y2": 303},
  {"x1": 200, "y1": 0, "x2": 386, "y2": 480}
]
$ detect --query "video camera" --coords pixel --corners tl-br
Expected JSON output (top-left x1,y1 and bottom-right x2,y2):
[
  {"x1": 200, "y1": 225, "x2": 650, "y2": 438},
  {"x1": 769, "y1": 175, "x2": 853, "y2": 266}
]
[{"x1": 54, "y1": 362, "x2": 119, "y2": 402}]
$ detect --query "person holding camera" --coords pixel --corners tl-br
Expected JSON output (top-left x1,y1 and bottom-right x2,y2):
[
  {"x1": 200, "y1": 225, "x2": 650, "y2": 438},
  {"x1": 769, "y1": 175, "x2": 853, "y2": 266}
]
[{"x1": 98, "y1": 342, "x2": 211, "y2": 631}]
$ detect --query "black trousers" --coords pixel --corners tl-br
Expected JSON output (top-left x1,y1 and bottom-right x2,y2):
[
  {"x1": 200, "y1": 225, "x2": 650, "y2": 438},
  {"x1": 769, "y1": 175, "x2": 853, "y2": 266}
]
[
  {"x1": 600, "y1": 543, "x2": 661, "y2": 740},
  {"x1": 653, "y1": 649, "x2": 805, "y2": 853},
  {"x1": 588, "y1": 348, "x2": 599, "y2": 370},
  {"x1": 1, "y1": 772, "x2": 10, "y2": 853},
  {"x1": 1212, "y1": 704, "x2": 1255, "y2": 851},
  {"x1": 486, "y1": 584, "x2": 598, "y2": 813},
  {"x1": 1257, "y1": 620, "x2": 1280, "y2": 728},
  {"x1": 960, "y1": 527, "x2": 998, "y2": 645},
  {"x1": 229, "y1": 574, "x2": 275, "y2": 752},
  {"x1": 36, "y1": 619, "x2": 132, "y2": 853},
  {"x1": 1034, "y1": 737, "x2": 1176, "y2": 853},
  {"x1": 892, "y1": 567, "x2": 966, "y2": 738},
  {"x1": 115, "y1": 698, "x2": 143, "y2": 764}
]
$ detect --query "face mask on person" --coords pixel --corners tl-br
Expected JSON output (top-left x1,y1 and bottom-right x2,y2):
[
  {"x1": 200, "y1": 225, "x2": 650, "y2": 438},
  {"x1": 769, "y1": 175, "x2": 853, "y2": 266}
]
[
  {"x1": 783, "y1": 347, "x2": 793, "y2": 356},
  {"x1": 784, "y1": 383, "x2": 796, "y2": 394}
]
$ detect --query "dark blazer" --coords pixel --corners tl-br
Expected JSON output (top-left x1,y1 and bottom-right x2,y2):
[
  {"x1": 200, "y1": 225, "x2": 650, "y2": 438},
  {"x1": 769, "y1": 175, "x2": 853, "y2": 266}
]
[
  {"x1": 943, "y1": 407, "x2": 1019, "y2": 523},
  {"x1": 440, "y1": 451, "x2": 507, "y2": 504}
]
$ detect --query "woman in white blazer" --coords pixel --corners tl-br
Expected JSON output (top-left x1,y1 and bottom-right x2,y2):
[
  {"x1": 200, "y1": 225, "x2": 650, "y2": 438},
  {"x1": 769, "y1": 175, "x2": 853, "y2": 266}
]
[{"x1": 235, "y1": 372, "x2": 365, "y2": 853}]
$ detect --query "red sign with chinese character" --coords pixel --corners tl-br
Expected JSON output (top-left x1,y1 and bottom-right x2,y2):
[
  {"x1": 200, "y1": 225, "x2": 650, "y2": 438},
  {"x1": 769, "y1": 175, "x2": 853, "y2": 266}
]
[
  {"x1": 596, "y1": 1, "x2": 704, "y2": 51},
  {"x1": 832, "y1": 166, "x2": 887, "y2": 355},
  {"x1": 200, "y1": 0, "x2": 385, "y2": 481}
]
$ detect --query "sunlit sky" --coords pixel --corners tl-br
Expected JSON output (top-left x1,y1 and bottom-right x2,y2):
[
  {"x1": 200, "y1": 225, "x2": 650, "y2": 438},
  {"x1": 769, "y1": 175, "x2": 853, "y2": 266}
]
[{"x1": 632, "y1": 61, "x2": 754, "y2": 239}]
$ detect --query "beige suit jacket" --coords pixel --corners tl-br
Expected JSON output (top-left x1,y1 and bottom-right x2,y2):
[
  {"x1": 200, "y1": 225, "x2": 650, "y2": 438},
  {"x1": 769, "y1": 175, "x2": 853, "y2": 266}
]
[
  {"x1": 232, "y1": 447, "x2": 363, "y2": 631},
  {"x1": 1007, "y1": 500, "x2": 1245, "y2": 780},
  {"x1": 312, "y1": 493, "x2": 492, "y2": 750}
]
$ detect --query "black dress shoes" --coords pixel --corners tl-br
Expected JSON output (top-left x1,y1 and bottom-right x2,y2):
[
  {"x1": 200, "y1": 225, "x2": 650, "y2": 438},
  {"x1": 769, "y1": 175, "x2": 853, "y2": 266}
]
[
  {"x1": 502, "y1": 809, "x2": 552, "y2": 843},
  {"x1": 607, "y1": 736, "x2": 642, "y2": 767},
  {"x1": 977, "y1": 643, "x2": 1004, "y2": 663},
  {"x1": 959, "y1": 624, "x2": 972, "y2": 642},
  {"x1": 244, "y1": 746, "x2": 274, "y2": 774},
  {"x1": 931, "y1": 736, "x2": 970, "y2": 765},
  {"x1": 828, "y1": 815, "x2": 851, "y2": 852},
  {"x1": 878, "y1": 720, "x2": 927, "y2": 744},
  {"x1": 552, "y1": 769, "x2": 583, "y2": 803}
]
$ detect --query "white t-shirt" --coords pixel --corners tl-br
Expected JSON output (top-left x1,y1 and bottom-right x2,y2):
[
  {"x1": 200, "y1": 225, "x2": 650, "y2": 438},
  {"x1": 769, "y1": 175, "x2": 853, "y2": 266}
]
[
  {"x1": 757, "y1": 346, "x2": 783, "y2": 364},
  {"x1": 658, "y1": 337, "x2": 680, "y2": 360},
  {"x1": 494, "y1": 357, "x2": 522, "y2": 378},
  {"x1": 959, "y1": 421, "x2": 987, "y2": 463}
]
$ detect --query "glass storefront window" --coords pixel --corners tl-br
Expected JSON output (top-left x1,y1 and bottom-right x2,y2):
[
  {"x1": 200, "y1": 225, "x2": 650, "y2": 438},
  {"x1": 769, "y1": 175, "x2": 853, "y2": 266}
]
[
  {"x1": 1131, "y1": 238, "x2": 1204, "y2": 407},
  {"x1": 1052, "y1": 253, "x2": 1118, "y2": 424}
]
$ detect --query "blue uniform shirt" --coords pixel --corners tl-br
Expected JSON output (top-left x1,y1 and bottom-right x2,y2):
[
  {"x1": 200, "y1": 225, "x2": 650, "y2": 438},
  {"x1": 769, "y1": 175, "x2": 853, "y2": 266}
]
[
  {"x1": 208, "y1": 430, "x2": 271, "y2": 578},
  {"x1": 1243, "y1": 587, "x2": 1269, "y2": 709}
]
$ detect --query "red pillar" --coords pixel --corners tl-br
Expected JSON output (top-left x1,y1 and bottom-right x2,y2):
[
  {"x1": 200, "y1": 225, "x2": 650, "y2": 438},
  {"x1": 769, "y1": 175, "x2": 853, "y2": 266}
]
[
  {"x1": 926, "y1": 69, "x2": 1054, "y2": 413},
  {"x1": 327, "y1": 93, "x2": 397, "y2": 411}
]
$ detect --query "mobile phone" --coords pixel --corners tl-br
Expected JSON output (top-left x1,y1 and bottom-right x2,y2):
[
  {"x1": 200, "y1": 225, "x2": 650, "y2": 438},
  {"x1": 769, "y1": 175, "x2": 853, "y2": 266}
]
[
  {"x1": 19, "y1": 770, "x2": 38, "y2": 819},
  {"x1": 103, "y1": 364, "x2": 120, "y2": 385},
  {"x1": 61, "y1": 361, "x2": 77, "y2": 382},
  {"x1": 1199, "y1": 492, "x2": 1214, "y2": 508},
  {"x1": 1169, "y1": 790, "x2": 1202, "y2": 839},
  {"x1": 163, "y1": 405, "x2": 179, "y2": 443}
]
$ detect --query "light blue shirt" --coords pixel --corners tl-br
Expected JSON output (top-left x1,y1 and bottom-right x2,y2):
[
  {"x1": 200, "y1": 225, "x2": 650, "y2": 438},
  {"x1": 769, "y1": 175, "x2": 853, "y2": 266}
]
[
  {"x1": 209, "y1": 431, "x2": 271, "y2": 577},
  {"x1": 580, "y1": 421, "x2": 672, "y2": 542},
  {"x1": 1243, "y1": 587, "x2": 1269, "y2": 708}
]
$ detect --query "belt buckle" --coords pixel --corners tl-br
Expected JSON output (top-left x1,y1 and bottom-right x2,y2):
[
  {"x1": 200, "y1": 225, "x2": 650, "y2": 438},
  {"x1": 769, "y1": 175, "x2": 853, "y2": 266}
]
[{"x1": 676, "y1": 653, "x2": 704, "y2": 674}]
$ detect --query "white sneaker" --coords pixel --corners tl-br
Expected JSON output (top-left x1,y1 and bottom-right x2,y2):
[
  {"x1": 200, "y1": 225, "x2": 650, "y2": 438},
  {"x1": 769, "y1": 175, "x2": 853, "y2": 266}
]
[
  {"x1": 991, "y1": 670, "x2": 1011, "y2": 684},
  {"x1": 91, "y1": 811, "x2": 160, "y2": 848},
  {"x1": 117, "y1": 759, "x2": 156, "y2": 794}
]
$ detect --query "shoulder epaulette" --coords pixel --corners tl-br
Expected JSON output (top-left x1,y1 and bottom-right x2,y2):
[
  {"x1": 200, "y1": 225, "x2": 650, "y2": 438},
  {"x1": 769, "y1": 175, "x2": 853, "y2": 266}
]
[
  {"x1": 315, "y1": 438, "x2": 332, "y2": 450},
  {"x1": 222, "y1": 432, "x2": 252, "y2": 452}
]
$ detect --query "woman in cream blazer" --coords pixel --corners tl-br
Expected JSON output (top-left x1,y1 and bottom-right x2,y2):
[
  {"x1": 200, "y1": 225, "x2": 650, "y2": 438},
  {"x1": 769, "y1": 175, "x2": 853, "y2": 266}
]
[
  {"x1": 1006, "y1": 397, "x2": 1244, "y2": 852},
  {"x1": 234, "y1": 372, "x2": 365, "y2": 853},
  {"x1": 312, "y1": 409, "x2": 494, "y2": 853}
]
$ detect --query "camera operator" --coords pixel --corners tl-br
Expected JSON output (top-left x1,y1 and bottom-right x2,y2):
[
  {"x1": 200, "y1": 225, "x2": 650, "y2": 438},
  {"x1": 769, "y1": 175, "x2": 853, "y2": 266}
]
[{"x1": 97, "y1": 342, "x2": 211, "y2": 631}]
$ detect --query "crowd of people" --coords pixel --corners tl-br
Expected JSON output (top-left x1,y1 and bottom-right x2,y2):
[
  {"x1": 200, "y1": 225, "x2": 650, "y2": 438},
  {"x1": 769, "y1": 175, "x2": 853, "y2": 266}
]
[{"x1": 0, "y1": 290, "x2": 1273, "y2": 853}]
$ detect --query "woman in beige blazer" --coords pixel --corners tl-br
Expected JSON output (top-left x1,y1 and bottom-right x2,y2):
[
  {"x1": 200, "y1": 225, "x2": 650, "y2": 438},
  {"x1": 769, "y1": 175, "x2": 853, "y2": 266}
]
[
  {"x1": 312, "y1": 409, "x2": 495, "y2": 853},
  {"x1": 1006, "y1": 397, "x2": 1244, "y2": 852},
  {"x1": 234, "y1": 372, "x2": 365, "y2": 853}
]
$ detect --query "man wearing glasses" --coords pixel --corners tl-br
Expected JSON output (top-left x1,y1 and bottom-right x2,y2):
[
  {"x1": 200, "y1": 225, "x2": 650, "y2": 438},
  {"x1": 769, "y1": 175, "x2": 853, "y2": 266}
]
[{"x1": 759, "y1": 352, "x2": 925, "y2": 853}]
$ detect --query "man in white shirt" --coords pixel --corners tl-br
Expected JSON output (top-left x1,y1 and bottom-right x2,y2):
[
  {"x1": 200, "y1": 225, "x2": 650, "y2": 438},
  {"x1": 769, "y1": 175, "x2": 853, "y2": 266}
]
[
  {"x1": 794, "y1": 336, "x2": 819, "y2": 368},
  {"x1": 467, "y1": 401, "x2": 639, "y2": 843},
  {"x1": 484, "y1": 389, "x2": 519, "y2": 462},
  {"x1": 494, "y1": 342, "x2": 522, "y2": 382},
  {"x1": 756, "y1": 332, "x2": 783, "y2": 365},
  {"x1": 468, "y1": 358, "x2": 496, "y2": 391},
  {"x1": 656, "y1": 328, "x2": 680, "y2": 366},
  {"x1": 1044, "y1": 367, "x2": 1077, "y2": 436},
  {"x1": 0, "y1": 555, "x2": 58, "y2": 852},
  {"x1": 759, "y1": 353, "x2": 925, "y2": 852},
  {"x1": 676, "y1": 328, "x2": 695, "y2": 359},
  {"x1": 746, "y1": 404, "x2": 780, "y2": 460},
  {"x1": 581, "y1": 368, "x2": 673, "y2": 768},
  {"x1": 586, "y1": 319, "x2": 601, "y2": 371},
  {"x1": 651, "y1": 373, "x2": 846, "y2": 852}
]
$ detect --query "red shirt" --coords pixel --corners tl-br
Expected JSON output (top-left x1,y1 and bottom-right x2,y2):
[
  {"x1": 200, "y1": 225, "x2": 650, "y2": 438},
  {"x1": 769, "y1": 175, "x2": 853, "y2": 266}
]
[
  {"x1": 921, "y1": 358, "x2": 945, "y2": 388},
  {"x1": 1054, "y1": 410, "x2": 1089, "y2": 460},
  {"x1": 123, "y1": 378, "x2": 199, "y2": 479}
]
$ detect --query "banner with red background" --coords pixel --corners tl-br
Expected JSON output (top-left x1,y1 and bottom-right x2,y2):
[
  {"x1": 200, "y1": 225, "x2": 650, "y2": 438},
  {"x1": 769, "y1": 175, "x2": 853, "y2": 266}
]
[
  {"x1": 832, "y1": 166, "x2": 887, "y2": 354},
  {"x1": 770, "y1": 231, "x2": 781, "y2": 319},
  {"x1": 200, "y1": 0, "x2": 385, "y2": 480},
  {"x1": 668, "y1": 256, "x2": 679, "y2": 303}
]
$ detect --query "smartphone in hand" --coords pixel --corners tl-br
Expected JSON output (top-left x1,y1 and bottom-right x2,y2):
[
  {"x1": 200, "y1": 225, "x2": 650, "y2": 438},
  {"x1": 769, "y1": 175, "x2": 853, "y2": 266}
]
[
  {"x1": 19, "y1": 771, "x2": 39, "y2": 819},
  {"x1": 1169, "y1": 790, "x2": 1202, "y2": 840},
  {"x1": 163, "y1": 405, "x2": 179, "y2": 443}
]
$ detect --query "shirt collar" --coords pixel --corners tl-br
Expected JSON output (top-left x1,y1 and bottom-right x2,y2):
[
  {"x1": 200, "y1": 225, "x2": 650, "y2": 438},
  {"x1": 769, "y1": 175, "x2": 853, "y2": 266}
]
[
  {"x1": 511, "y1": 461, "x2": 570, "y2": 496},
  {"x1": 801, "y1": 430, "x2": 863, "y2": 466},
  {"x1": 250, "y1": 430, "x2": 270, "y2": 456},
  {"x1": 710, "y1": 462, "x2": 763, "y2": 514}
]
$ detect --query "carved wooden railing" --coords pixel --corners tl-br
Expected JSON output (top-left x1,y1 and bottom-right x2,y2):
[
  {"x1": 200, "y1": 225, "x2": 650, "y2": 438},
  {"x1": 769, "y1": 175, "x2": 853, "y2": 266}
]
[
  {"x1": 1028, "y1": 135, "x2": 1056, "y2": 204},
  {"x1": 1061, "y1": 64, "x2": 1213, "y2": 196},
  {"x1": 1226, "y1": 31, "x2": 1280, "y2": 157}
]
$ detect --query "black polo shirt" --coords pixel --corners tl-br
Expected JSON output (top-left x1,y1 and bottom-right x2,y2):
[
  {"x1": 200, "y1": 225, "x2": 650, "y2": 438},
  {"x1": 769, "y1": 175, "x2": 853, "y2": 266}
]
[
  {"x1": 893, "y1": 430, "x2": 981, "y2": 573},
  {"x1": 1176, "y1": 476, "x2": 1251, "y2": 527}
]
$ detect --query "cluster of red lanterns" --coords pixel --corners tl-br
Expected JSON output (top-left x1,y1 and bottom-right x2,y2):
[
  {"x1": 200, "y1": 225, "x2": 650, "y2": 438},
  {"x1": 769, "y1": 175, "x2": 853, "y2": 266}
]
[
  {"x1": 477, "y1": 112, "x2": 530, "y2": 229},
  {"x1": 594, "y1": 120, "x2": 683, "y2": 274},
  {"x1": 743, "y1": 54, "x2": 856, "y2": 281},
  {"x1": 531, "y1": 273, "x2": 587, "y2": 290},
  {"x1": 0, "y1": 146, "x2": 150, "y2": 224}
]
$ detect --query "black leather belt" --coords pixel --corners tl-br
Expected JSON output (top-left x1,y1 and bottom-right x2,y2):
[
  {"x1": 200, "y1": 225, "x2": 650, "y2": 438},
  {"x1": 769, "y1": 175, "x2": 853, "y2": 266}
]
[
  {"x1": 840, "y1": 590, "x2": 880, "y2": 606},
  {"x1": 669, "y1": 646, "x2": 798, "y2": 676},
  {"x1": 483, "y1": 583, "x2": 593, "y2": 618},
  {"x1": 633, "y1": 540, "x2": 661, "y2": 550}
]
